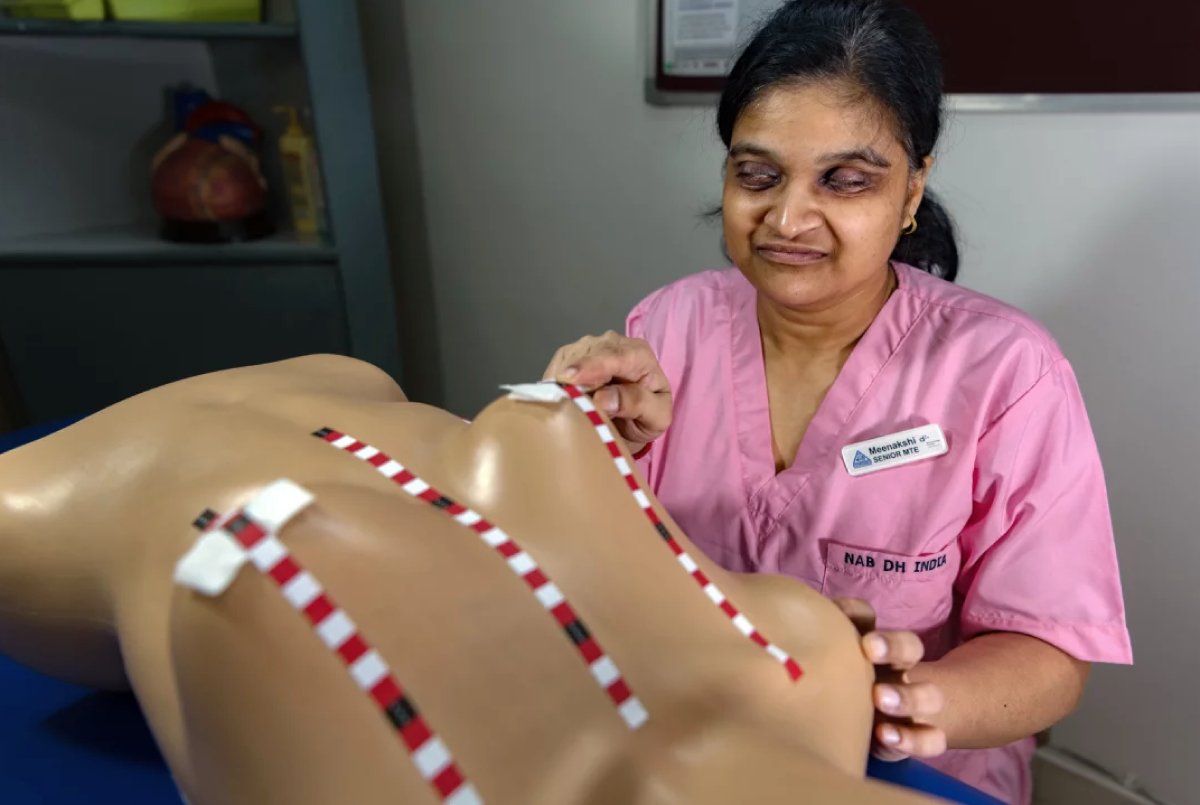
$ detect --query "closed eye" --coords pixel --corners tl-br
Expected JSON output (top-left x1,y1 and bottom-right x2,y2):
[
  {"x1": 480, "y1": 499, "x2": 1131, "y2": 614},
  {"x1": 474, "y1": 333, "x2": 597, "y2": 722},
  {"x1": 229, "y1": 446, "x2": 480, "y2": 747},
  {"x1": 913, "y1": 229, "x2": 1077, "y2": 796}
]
[
  {"x1": 735, "y1": 161, "x2": 780, "y2": 191},
  {"x1": 821, "y1": 168, "x2": 875, "y2": 194}
]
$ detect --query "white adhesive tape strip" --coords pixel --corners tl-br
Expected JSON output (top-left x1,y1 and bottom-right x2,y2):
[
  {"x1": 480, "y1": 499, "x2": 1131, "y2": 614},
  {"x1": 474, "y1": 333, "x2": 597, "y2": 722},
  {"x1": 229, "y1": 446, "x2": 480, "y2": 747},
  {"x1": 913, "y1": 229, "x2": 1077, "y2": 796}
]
[
  {"x1": 174, "y1": 479, "x2": 316, "y2": 597},
  {"x1": 500, "y1": 382, "x2": 571, "y2": 403},
  {"x1": 174, "y1": 530, "x2": 249, "y2": 597},
  {"x1": 244, "y1": 479, "x2": 316, "y2": 532}
]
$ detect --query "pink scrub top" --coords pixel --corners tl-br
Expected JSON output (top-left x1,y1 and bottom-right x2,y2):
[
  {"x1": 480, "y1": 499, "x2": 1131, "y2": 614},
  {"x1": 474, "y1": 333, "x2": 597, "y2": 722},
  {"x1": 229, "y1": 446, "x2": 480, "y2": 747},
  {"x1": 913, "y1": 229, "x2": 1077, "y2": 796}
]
[{"x1": 628, "y1": 262, "x2": 1132, "y2": 805}]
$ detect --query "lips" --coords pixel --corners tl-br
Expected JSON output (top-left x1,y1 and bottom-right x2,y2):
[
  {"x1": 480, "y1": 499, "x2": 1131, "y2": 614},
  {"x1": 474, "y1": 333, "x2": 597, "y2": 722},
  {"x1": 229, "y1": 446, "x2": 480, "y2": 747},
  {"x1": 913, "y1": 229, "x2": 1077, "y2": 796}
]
[{"x1": 755, "y1": 244, "x2": 828, "y2": 266}]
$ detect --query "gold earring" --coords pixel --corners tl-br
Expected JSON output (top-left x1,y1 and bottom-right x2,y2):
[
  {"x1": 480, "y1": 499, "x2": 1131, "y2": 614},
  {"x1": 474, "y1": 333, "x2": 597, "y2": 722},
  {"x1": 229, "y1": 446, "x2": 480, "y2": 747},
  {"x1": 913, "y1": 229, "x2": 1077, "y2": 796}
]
[{"x1": 902, "y1": 216, "x2": 918, "y2": 236}]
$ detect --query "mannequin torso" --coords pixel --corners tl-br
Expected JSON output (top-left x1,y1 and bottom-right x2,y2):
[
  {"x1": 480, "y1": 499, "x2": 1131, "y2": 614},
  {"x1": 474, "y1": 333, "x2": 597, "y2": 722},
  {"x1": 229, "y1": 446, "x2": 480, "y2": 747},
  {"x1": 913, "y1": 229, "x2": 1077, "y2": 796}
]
[{"x1": 0, "y1": 355, "x2": 930, "y2": 804}]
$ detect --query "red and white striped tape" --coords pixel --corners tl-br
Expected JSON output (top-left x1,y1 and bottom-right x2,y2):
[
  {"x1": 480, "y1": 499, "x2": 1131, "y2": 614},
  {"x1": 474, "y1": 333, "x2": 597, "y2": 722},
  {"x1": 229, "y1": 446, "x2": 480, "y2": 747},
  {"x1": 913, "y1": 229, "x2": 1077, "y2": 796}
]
[
  {"x1": 314, "y1": 428, "x2": 649, "y2": 731},
  {"x1": 192, "y1": 486, "x2": 482, "y2": 805},
  {"x1": 556, "y1": 383, "x2": 803, "y2": 682}
]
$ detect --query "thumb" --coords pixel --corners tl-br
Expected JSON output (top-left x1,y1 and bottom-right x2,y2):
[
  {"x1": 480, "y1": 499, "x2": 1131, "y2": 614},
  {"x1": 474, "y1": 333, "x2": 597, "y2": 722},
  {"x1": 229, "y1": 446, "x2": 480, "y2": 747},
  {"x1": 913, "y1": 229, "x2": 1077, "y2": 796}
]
[{"x1": 592, "y1": 383, "x2": 669, "y2": 444}]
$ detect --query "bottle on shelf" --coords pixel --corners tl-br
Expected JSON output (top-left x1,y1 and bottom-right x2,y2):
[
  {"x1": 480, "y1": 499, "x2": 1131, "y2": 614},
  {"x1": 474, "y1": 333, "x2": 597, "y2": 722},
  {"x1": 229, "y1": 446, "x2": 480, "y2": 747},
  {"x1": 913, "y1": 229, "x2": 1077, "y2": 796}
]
[{"x1": 273, "y1": 105, "x2": 327, "y2": 241}]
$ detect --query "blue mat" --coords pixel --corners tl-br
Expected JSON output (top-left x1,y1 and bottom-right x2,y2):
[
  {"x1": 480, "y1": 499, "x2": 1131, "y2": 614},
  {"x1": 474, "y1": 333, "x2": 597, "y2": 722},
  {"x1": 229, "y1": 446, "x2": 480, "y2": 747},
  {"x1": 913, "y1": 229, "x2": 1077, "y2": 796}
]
[
  {"x1": 0, "y1": 655, "x2": 181, "y2": 804},
  {"x1": 0, "y1": 419, "x2": 1002, "y2": 805}
]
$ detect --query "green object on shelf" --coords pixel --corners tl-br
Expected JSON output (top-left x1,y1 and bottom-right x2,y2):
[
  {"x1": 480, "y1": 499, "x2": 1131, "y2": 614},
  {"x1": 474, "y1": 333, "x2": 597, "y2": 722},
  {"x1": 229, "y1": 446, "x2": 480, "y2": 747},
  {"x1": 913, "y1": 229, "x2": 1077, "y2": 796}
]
[
  {"x1": 0, "y1": 18, "x2": 297, "y2": 38},
  {"x1": 0, "y1": 0, "x2": 105, "y2": 20},
  {"x1": 108, "y1": 0, "x2": 261, "y2": 23}
]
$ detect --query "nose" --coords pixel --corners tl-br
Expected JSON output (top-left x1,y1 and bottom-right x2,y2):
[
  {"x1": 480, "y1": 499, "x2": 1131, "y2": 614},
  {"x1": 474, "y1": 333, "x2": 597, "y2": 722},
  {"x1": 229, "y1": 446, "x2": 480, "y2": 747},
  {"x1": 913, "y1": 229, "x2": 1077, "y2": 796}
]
[{"x1": 764, "y1": 183, "x2": 823, "y2": 240}]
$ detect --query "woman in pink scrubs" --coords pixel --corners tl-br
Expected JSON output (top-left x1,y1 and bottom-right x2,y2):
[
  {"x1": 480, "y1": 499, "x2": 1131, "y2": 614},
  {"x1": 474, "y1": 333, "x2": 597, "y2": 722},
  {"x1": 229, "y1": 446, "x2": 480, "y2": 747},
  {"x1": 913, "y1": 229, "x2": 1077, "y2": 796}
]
[{"x1": 544, "y1": 1, "x2": 1132, "y2": 802}]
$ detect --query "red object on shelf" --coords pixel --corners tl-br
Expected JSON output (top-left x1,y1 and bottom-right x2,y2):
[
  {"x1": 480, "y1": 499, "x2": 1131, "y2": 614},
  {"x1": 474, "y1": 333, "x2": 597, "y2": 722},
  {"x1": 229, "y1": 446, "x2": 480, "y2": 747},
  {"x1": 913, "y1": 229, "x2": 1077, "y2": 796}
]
[
  {"x1": 150, "y1": 92, "x2": 272, "y2": 242},
  {"x1": 152, "y1": 138, "x2": 271, "y2": 242},
  {"x1": 184, "y1": 101, "x2": 262, "y2": 146},
  {"x1": 152, "y1": 138, "x2": 265, "y2": 221}
]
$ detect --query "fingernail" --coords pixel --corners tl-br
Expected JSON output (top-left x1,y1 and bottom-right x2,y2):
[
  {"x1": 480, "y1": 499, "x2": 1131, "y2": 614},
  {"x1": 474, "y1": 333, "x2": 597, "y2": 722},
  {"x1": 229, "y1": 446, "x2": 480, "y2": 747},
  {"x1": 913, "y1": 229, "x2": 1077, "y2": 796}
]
[
  {"x1": 878, "y1": 686, "x2": 901, "y2": 712},
  {"x1": 599, "y1": 393, "x2": 618, "y2": 414},
  {"x1": 561, "y1": 367, "x2": 578, "y2": 381},
  {"x1": 880, "y1": 725, "x2": 901, "y2": 746},
  {"x1": 866, "y1": 635, "x2": 888, "y2": 662}
]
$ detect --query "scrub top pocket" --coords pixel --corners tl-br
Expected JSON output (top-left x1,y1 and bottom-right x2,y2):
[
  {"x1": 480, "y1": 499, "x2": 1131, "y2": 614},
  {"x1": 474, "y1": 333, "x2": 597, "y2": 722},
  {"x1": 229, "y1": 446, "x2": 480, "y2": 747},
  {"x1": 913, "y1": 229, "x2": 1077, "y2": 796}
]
[{"x1": 820, "y1": 539, "x2": 958, "y2": 637}]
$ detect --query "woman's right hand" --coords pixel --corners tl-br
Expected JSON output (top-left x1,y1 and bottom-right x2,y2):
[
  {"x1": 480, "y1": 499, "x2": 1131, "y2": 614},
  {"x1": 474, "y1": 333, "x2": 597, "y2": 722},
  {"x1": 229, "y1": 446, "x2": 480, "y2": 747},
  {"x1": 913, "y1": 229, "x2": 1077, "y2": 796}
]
[{"x1": 543, "y1": 331, "x2": 672, "y2": 455}]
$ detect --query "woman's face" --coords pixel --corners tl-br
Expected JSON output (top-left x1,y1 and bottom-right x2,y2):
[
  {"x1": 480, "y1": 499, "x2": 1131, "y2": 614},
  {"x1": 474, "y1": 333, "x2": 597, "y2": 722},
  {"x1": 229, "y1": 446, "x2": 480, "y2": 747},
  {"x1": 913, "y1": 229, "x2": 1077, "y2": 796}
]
[{"x1": 722, "y1": 81, "x2": 930, "y2": 313}]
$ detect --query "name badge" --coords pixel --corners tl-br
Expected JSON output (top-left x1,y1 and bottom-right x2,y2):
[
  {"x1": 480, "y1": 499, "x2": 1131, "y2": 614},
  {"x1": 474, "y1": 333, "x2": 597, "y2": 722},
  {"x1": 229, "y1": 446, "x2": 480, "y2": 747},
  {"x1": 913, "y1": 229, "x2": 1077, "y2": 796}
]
[{"x1": 841, "y1": 424, "x2": 947, "y2": 477}]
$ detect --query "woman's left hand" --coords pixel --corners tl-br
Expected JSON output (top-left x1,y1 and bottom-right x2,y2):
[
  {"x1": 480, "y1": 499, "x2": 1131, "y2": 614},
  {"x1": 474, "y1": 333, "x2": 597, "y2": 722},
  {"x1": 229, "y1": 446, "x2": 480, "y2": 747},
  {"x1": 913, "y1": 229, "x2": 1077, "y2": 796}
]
[{"x1": 832, "y1": 598, "x2": 948, "y2": 761}]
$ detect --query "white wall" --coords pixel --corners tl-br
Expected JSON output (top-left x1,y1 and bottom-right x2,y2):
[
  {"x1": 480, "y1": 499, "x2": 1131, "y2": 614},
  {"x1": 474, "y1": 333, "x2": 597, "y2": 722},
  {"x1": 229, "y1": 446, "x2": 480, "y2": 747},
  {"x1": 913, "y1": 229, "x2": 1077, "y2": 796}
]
[
  {"x1": 937, "y1": 109, "x2": 1200, "y2": 805},
  {"x1": 386, "y1": 2, "x2": 1197, "y2": 802},
  {"x1": 358, "y1": 0, "x2": 446, "y2": 405},
  {"x1": 396, "y1": 0, "x2": 724, "y2": 416}
]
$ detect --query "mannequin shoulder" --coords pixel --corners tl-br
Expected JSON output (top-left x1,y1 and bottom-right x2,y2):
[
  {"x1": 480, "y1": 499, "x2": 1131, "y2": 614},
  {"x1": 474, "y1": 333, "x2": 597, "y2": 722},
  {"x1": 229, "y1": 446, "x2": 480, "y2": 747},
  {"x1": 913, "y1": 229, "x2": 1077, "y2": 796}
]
[{"x1": 169, "y1": 355, "x2": 407, "y2": 405}]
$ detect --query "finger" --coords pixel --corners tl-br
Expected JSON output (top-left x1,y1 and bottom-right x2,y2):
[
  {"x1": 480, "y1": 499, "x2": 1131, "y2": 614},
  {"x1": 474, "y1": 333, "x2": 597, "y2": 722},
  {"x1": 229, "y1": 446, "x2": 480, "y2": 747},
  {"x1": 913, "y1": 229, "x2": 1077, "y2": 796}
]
[
  {"x1": 567, "y1": 352, "x2": 659, "y2": 390},
  {"x1": 592, "y1": 385, "x2": 621, "y2": 415},
  {"x1": 597, "y1": 383, "x2": 671, "y2": 443},
  {"x1": 565, "y1": 339, "x2": 666, "y2": 391},
  {"x1": 542, "y1": 345, "x2": 571, "y2": 382},
  {"x1": 875, "y1": 723, "x2": 947, "y2": 759},
  {"x1": 543, "y1": 337, "x2": 609, "y2": 385},
  {"x1": 597, "y1": 381, "x2": 668, "y2": 420},
  {"x1": 872, "y1": 723, "x2": 908, "y2": 761},
  {"x1": 830, "y1": 597, "x2": 876, "y2": 636},
  {"x1": 875, "y1": 682, "x2": 944, "y2": 721},
  {"x1": 862, "y1": 630, "x2": 925, "y2": 669}
]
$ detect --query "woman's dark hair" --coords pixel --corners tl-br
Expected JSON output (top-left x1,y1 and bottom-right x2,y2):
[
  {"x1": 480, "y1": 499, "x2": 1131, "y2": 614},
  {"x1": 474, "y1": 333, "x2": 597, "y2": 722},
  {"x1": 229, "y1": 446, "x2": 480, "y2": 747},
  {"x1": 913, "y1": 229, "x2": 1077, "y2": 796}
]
[{"x1": 717, "y1": 0, "x2": 958, "y2": 281}]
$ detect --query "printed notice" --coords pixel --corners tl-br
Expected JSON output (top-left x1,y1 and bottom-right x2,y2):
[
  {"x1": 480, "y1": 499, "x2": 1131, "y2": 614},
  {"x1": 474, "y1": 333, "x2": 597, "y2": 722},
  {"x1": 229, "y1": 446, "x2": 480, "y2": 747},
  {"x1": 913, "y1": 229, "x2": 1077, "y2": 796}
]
[
  {"x1": 661, "y1": 0, "x2": 784, "y2": 78},
  {"x1": 674, "y1": 0, "x2": 738, "y2": 47}
]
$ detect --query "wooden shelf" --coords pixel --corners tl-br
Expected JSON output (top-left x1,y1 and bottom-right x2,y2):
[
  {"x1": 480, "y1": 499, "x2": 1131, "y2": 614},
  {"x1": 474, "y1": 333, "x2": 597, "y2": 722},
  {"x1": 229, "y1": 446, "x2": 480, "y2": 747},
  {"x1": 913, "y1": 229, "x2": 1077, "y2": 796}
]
[
  {"x1": 0, "y1": 18, "x2": 297, "y2": 40},
  {"x1": 0, "y1": 225, "x2": 336, "y2": 265}
]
